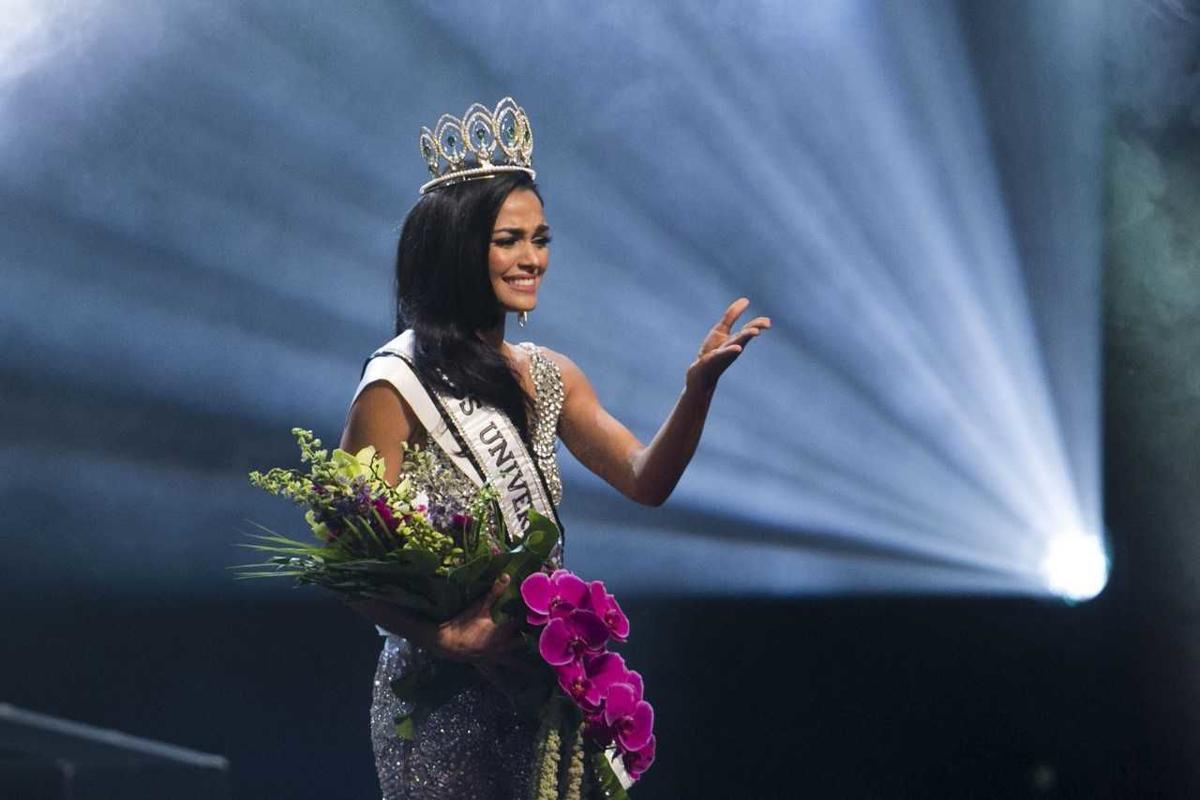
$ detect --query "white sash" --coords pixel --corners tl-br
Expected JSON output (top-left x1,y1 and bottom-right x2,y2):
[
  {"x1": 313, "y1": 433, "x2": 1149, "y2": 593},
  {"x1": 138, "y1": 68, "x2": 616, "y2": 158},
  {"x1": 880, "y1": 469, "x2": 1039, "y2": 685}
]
[{"x1": 351, "y1": 330, "x2": 562, "y2": 541}]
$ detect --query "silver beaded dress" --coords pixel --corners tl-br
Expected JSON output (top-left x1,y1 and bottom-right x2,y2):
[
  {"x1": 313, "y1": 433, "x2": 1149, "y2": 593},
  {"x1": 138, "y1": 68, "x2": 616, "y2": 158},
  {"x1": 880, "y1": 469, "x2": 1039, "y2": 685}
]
[{"x1": 370, "y1": 343, "x2": 566, "y2": 799}]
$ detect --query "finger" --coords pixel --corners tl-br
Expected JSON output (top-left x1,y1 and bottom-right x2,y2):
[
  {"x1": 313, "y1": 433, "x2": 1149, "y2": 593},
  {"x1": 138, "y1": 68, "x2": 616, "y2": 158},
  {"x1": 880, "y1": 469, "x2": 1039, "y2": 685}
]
[
  {"x1": 481, "y1": 574, "x2": 511, "y2": 610},
  {"x1": 729, "y1": 327, "x2": 761, "y2": 348},
  {"x1": 699, "y1": 345, "x2": 742, "y2": 373},
  {"x1": 745, "y1": 315, "x2": 772, "y2": 329},
  {"x1": 716, "y1": 297, "x2": 751, "y2": 333}
]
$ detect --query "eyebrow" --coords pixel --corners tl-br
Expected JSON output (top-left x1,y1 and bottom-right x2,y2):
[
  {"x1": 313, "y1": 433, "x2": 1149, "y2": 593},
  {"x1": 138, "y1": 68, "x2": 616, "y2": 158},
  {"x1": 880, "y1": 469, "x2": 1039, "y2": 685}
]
[{"x1": 493, "y1": 224, "x2": 550, "y2": 236}]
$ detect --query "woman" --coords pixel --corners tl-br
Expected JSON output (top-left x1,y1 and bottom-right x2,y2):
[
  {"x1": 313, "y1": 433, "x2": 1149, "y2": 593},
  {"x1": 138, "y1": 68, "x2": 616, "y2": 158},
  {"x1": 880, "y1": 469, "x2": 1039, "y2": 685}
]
[{"x1": 339, "y1": 98, "x2": 769, "y2": 798}]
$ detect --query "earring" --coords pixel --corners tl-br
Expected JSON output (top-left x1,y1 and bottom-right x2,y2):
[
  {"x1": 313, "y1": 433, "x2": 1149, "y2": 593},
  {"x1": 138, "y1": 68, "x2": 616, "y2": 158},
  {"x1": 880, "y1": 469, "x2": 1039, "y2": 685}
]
[{"x1": 518, "y1": 310, "x2": 528, "y2": 327}]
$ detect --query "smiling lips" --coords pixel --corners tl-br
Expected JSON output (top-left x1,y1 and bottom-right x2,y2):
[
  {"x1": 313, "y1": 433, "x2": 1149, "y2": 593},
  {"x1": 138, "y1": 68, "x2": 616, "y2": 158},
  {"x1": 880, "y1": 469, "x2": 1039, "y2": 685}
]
[{"x1": 503, "y1": 275, "x2": 538, "y2": 293}]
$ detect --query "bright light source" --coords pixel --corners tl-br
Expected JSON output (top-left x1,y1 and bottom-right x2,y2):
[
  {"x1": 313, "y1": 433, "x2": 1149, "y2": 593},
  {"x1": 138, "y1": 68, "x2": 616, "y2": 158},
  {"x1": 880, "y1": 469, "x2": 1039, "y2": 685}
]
[{"x1": 1041, "y1": 534, "x2": 1108, "y2": 601}]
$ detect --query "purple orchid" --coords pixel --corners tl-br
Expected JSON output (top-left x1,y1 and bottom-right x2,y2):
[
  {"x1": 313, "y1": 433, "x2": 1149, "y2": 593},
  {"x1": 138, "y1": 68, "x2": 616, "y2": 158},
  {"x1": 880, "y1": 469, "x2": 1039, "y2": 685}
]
[
  {"x1": 604, "y1": 682, "x2": 654, "y2": 753},
  {"x1": 555, "y1": 651, "x2": 630, "y2": 712},
  {"x1": 624, "y1": 669, "x2": 645, "y2": 702},
  {"x1": 623, "y1": 735, "x2": 656, "y2": 780},
  {"x1": 555, "y1": 659, "x2": 601, "y2": 712},
  {"x1": 521, "y1": 569, "x2": 590, "y2": 627},
  {"x1": 588, "y1": 580, "x2": 630, "y2": 641},
  {"x1": 516, "y1": 568, "x2": 656, "y2": 780},
  {"x1": 537, "y1": 609, "x2": 609, "y2": 666}
]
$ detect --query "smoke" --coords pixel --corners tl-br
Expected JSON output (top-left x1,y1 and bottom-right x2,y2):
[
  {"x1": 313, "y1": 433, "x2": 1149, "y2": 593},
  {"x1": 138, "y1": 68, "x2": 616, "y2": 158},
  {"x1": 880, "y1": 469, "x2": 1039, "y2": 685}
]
[
  {"x1": 1107, "y1": 0, "x2": 1200, "y2": 132},
  {"x1": 1104, "y1": 1, "x2": 1200, "y2": 770},
  {"x1": 1105, "y1": 0, "x2": 1200, "y2": 420}
]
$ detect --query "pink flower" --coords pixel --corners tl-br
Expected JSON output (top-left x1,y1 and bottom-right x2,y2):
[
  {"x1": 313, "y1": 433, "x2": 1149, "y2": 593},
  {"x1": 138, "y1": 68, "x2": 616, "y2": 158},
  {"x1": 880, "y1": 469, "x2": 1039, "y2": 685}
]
[
  {"x1": 623, "y1": 735, "x2": 656, "y2": 781},
  {"x1": 521, "y1": 569, "x2": 589, "y2": 627},
  {"x1": 604, "y1": 682, "x2": 654, "y2": 752},
  {"x1": 370, "y1": 497, "x2": 399, "y2": 531},
  {"x1": 537, "y1": 609, "x2": 609, "y2": 666},
  {"x1": 555, "y1": 652, "x2": 630, "y2": 712},
  {"x1": 588, "y1": 580, "x2": 630, "y2": 641}
]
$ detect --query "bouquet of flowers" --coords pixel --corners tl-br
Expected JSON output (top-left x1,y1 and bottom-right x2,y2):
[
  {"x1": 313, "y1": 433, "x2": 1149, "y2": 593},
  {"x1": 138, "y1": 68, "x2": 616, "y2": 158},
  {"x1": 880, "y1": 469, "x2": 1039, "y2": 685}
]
[
  {"x1": 238, "y1": 428, "x2": 654, "y2": 796},
  {"x1": 237, "y1": 428, "x2": 557, "y2": 621}
]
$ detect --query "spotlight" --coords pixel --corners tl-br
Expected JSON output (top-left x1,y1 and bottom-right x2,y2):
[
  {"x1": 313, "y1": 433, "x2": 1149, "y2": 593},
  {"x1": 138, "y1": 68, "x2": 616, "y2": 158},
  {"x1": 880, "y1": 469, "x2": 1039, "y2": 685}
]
[{"x1": 1040, "y1": 533, "x2": 1108, "y2": 601}]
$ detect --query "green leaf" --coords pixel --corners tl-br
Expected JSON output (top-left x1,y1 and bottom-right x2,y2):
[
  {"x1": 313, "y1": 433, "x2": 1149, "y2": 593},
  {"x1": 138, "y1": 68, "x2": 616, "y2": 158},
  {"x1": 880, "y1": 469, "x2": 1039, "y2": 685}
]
[
  {"x1": 343, "y1": 514, "x2": 383, "y2": 557},
  {"x1": 448, "y1": 554, "x2": 489, "y2": 582},
  {"x1": 593, "y1": 751, "x2": 632, "y2": 800},
  {"x1": 368, "y1": 506, "x2": 404, "y2": 553},
  {"x1": 393, "y1": 715, "x2": 415, "y2": 740},
  {"x1": 240, "y1": 519, "x2": 307, "y2": 541},
  {"x1": 522, "y1": 509, "x2": 559, "y2": 558}
]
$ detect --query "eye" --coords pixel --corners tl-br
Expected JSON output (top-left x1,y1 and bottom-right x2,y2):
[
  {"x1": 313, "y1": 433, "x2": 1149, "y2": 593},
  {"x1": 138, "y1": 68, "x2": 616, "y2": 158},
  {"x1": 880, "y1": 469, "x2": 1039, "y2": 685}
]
[
  {"x1": 492, "y1": 237, "x2": 517, "y2": 247},
  {"x1": 534, "y1": 235, "x2": 552, "y2": 248}
]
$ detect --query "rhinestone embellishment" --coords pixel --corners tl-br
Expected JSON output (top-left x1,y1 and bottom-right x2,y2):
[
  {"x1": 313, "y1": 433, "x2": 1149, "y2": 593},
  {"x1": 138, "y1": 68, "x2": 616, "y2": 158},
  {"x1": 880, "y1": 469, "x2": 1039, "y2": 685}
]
[{"x1": 520, "y1": 342, "x2": 564, "y2": 507}]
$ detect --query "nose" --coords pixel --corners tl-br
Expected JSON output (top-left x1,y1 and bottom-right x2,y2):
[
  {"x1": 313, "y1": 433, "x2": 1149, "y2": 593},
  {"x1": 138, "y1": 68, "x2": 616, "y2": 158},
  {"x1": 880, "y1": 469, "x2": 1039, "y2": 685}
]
[{"x1": 518, "y1": 241, "x2": 546, "y2": 272}]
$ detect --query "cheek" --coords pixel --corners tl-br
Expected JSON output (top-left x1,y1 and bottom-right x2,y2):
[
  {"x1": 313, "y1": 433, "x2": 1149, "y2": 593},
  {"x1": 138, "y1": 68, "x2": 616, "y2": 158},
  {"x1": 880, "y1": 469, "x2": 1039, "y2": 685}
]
[{"x1": 488, "y1": 247, "x2": 511, "y2": 279}]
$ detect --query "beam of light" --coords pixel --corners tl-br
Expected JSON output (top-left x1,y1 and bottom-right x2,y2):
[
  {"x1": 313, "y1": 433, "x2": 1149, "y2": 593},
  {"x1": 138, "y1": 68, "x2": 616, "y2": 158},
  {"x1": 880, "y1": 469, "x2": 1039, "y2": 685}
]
[
  {"x1": 0, "y1": 0, "x2": 1106, "y2": 601},
  {"x1": 1040, "y1": 533, "x2": 1109, "y2": 602}
]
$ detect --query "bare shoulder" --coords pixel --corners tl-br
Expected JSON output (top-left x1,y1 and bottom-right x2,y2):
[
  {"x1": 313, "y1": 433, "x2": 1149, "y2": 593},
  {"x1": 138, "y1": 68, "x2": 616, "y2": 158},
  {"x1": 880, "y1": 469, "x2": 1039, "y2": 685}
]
[{"x1": 341, "y1": 380, "x2": 419, "y2": 450}]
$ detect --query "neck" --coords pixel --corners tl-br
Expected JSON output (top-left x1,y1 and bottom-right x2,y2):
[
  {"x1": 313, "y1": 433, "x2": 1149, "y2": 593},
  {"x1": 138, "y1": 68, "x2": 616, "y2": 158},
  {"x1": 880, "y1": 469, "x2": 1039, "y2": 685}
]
[{"x1": 478, "y1": 315, "x2": 507, "y2": 351}]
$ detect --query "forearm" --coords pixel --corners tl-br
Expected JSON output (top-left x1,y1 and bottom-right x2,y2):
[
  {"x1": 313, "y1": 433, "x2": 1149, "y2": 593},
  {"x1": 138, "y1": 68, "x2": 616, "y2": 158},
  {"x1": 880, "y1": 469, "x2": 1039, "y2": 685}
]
[{"x1": 629, "y1": 383, "x2": 716, "y2": 506}]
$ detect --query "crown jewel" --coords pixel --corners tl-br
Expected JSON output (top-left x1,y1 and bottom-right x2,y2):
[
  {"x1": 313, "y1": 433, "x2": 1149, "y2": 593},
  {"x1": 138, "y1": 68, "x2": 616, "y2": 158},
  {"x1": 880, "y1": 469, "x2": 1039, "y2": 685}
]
[{"x1": 417, "y1": 97, "x2": 535, "y2": 195}]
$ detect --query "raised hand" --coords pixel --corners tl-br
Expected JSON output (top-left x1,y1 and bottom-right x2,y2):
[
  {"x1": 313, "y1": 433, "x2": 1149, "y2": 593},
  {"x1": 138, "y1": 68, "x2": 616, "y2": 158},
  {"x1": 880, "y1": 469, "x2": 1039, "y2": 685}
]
[{"x1": 685, "y1": 297, "x2": 771, "y2": 392}]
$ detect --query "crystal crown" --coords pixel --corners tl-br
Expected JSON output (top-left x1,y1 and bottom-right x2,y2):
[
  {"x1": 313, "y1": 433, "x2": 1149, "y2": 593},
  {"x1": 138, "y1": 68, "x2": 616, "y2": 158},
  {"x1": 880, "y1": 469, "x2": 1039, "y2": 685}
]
[{"x1": 418, "y1": 97, "x2": 536, "y2": 195}]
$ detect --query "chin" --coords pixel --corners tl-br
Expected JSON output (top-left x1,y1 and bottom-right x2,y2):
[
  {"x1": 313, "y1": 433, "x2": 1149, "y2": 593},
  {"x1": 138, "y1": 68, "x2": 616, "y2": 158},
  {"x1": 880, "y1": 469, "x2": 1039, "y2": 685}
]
[{"x1": 502, "y1": 298, "x2": 537, "y2": 313}]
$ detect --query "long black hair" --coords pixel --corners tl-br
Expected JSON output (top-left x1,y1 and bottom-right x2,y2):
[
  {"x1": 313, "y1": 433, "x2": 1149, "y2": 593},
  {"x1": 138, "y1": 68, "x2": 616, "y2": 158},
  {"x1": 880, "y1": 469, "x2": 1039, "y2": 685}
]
[{"x1": 394, "y1": 171, "x2": 543, "y2": 443}]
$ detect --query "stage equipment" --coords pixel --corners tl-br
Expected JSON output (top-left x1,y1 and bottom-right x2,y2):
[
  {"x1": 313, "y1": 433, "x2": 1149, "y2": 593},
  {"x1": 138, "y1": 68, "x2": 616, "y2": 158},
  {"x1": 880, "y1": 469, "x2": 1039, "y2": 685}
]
[{"x1": 0, "y1": 704, "x2": 230, "y2": 800}]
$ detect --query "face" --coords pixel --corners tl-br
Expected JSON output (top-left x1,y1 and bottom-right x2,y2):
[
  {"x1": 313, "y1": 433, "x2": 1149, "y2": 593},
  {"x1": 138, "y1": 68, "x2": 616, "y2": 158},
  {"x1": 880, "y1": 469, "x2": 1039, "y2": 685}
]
[{"x1": 488, "y1": 188, "x2": 550, "y2": 315}]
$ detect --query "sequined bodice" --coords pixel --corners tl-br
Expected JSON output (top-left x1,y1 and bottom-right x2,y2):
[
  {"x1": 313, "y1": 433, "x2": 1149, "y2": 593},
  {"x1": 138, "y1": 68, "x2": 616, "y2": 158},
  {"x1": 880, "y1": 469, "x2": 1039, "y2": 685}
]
[
  {"x1": 415, "y1": 341, "x2": 563, "y2": 513},
  {"x1": 370, "y1": 342, "x2": 568, "y2": 799}
]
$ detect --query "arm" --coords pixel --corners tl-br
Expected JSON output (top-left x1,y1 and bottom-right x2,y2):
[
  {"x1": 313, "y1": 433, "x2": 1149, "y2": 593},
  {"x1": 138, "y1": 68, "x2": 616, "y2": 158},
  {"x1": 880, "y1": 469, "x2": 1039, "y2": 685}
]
[
  {"x1": 551, "y1": 297, "x2": 770, "y2": 507},
  {"x1": 338, "y1": 381, "x2": 518, "y2": 662}
]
